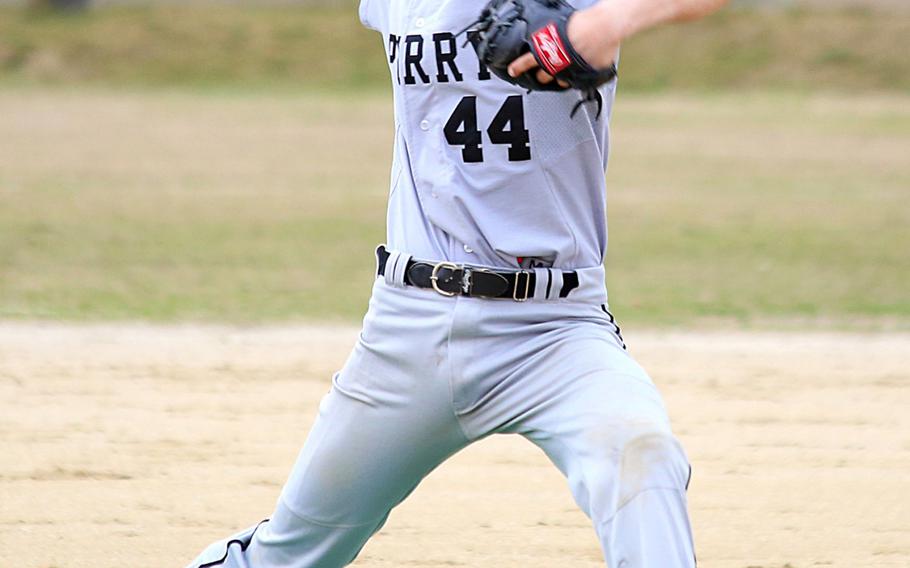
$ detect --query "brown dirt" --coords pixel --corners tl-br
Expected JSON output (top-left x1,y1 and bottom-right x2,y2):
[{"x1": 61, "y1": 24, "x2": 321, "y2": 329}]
[{"x1": 1, "y1": 323, "x2": 908, "y2": 567}]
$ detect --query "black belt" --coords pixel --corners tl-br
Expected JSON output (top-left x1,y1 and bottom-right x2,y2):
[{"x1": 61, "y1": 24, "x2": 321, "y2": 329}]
[{"x1": 376, "y1": 246, "x2": 578, "y2": 301}]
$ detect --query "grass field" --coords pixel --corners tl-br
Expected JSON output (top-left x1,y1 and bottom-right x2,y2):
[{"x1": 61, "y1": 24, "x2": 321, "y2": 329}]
[
  {"x1": 1, "y1": 5, "x2": 909, "y2": 92},
  {"x1": 1, "y1": 89, "x2": 908, "y2": 327},
  {"x1": 1, "y1": 5, "x2": 908, "y2": 327}
]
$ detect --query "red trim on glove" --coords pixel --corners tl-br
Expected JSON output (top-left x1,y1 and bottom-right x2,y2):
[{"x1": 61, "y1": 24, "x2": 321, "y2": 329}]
[{"x1": 531, "y1": 23, "x2": 571, "y2": 76}]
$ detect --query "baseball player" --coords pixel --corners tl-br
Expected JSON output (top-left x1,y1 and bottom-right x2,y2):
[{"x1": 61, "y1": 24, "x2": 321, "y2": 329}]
[{"x1": 187, "y1": 0, "x2": 726, "y2": 566}]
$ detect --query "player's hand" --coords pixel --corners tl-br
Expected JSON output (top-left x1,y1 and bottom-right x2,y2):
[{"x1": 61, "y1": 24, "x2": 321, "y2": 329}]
[{"x1": 507, "y1": 3, "x2": 622, "y2": 86}]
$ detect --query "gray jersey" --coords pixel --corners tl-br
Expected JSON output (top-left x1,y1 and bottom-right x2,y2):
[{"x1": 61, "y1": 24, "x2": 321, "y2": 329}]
[{"x1": 360, "y1": 0, "x2": 616, "y2": 270}]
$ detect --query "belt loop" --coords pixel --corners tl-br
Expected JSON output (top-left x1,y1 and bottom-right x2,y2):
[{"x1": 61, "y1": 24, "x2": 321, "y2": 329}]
[
  {"x1": 546, "y1": 269, "x2": 564, "y2": 300},
  {"x1": 383, "y1": 250, "x2": 412, "y2": 288},
  {"x1": 532, "y1": 267, "x2": 549, "y2": 301}
]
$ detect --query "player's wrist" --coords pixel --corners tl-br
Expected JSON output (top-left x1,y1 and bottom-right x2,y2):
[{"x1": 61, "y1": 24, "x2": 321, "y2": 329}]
[
  {"x1": 590, "y1": 1, "x2": 631, "y2": 42},
  {"x1": 570, "y1": 4, "x2": 624, "y2": 70}
]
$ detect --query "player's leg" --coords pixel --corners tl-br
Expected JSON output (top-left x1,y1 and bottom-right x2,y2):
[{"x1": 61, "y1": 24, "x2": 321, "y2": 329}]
[
  {"x1": 459, "y1": 302, "x2": 695, "y2": 567},
  {"x1": 186, "y1": 281, "x2": 471, "y2": 568},
  {"x1": 524, "y1": 375, "x2": 694, "y2": 565},
  {"x1": 520, "y1": 329, "x2": 695, "y2": 567},
  {"x1": 188, "y1": 380, "x2": 469, "y2": 568}
]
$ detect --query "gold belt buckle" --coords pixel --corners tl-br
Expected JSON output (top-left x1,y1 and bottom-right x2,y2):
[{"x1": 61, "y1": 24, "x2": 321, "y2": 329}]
[{"x1": 430, "y1": 261, "x2": 461, "y2": 297}]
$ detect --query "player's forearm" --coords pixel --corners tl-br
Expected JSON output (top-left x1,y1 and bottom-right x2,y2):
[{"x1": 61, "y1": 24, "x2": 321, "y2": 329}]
[
  {"x1": 591, "y1": 0, "x2": 728, "y2": 42},
  {"x1": 507, "y1": 0, "x2": 728, "y2": 82}
]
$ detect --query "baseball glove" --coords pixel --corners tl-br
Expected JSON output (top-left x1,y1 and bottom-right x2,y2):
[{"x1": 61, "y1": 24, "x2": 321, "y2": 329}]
[{"x1": 465, "y1": 0, "x2": 617, "y2": 118}]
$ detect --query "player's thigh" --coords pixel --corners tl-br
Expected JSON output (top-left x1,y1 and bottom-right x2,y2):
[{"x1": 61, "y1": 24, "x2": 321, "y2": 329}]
[
  {"x1": 279, "y1": 365, "x2": 469, "y2": 527},
  {"x1": 525, "y1": 334, "x2": 673, "y2": 447},
  {"x1": 278, "y1": 278, "x2": 471, "y2": 524},
  {"x1": 517, "y1": 333, "x2": 688, "y2": 514}
]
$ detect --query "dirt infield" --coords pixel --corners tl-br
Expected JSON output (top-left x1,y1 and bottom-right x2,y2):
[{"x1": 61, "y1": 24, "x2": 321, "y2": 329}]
[{"x1": 1, "y1": 324, "x2": 907, "y2": 567}]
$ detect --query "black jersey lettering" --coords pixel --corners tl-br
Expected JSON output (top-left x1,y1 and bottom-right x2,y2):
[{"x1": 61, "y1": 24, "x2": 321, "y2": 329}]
[
  {"x1": 403, "y1": 35, "x2": 430, "y2": 85},
  {"x1": 388, "y1": 34, "x2": 401, "y2": 84},
  {"x1": 466, "y1": 31, "x2": 492, "y2": 81},
  {"x1": 432, "y1": 32, "x2": 463, "y2": 83}
]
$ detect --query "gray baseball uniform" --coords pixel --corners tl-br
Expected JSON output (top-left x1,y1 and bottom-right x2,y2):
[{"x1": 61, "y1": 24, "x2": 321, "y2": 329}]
[{"x1": 186, "y1": 1, "x2": 695, "y2": 566}]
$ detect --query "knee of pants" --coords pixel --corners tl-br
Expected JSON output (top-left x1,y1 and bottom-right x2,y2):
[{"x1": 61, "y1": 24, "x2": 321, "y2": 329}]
[
  {"x1": 572, "y1": 430, "x2": 691, "y2": 523},
  {"x1": 615, "y1": 432, "x2": 690, "y2": 506}
]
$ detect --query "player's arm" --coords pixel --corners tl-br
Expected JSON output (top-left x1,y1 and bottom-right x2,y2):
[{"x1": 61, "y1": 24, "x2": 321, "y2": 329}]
[{"x1": 508, "y1": 0, "x2": 729, "y2": 82}]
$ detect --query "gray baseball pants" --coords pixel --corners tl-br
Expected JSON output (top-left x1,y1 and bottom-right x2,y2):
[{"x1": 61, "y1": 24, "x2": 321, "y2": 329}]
[{"x1": 187, "y1": 262, "x2": 695, "y2": 567}]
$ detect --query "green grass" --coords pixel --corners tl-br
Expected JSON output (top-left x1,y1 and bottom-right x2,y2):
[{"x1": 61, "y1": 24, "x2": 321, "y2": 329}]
[
  {"x1": 604, "y1": 93, "x2": 910, "y2": 327},
  {"x1": 1, "y1": 89, "x2": 907, "y2": 327},
  {"x1": 0, "y1": 5, "x2": 909, "y2": 92},
  {"x1": 0, "y1": 5, "x2": 388, "y2": 90}
]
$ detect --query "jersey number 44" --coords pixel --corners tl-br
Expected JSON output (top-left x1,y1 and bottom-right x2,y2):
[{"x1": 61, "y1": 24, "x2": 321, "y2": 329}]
[{"x1": 444, "y1": 95, "x2": 531, "y2": 163}]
